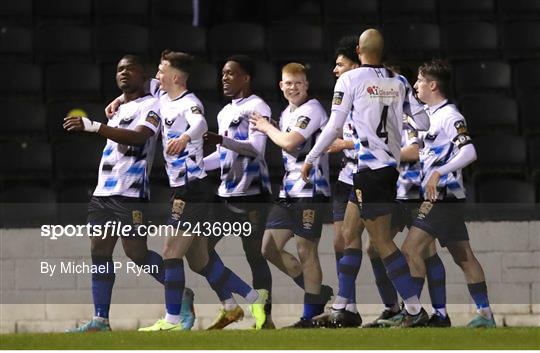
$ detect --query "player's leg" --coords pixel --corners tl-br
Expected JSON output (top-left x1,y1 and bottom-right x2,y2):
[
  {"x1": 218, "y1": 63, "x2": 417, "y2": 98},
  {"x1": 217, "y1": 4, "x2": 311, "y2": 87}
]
[
  {"x1": 261, "y1": 228, "x2": 299, "y2": 279},
  {"x1": 295, "y1": 235, "x2": 323, "y2": 321},
  {"x1": 424, "y1": 241, "x2": 450, "y2": 327},
  {"x1": 446, "y1": 240, "x2": 495, "y2": 328}
]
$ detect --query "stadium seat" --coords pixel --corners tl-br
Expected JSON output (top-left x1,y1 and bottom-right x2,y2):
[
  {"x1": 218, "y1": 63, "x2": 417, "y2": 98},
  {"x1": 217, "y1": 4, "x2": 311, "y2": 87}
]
[
  {"x1": 189, "y1": 61, "x2": 219, "y2": 100},
  {"x1": 380, "y1": 0, "x2": 437, "y2": 23},
  {"x1": 252, "y1": 61, "x2": 279, "y2": 101},
  {"x1": 477, "y1": 178, "x2": 535, "y2": 203},
  {"x1": 0, "y1": 185, "x2": 58, "y2": 227},
  {"x1": 459, "y1": 95, "x2": 519, "y2": 134},
  {"x1": 150, "y1": 25, "x2": 207, "y2": 59},
  {"x1": 45, "y1": 63, "x2": 101, "y2": 102},
  {"x1": 498, "y1": 0, "x2": 540, "y2": 21},
  {"x1": 208, "y1": 23, "x2": 266, "y2": 62},
  {"x1": 54, "y1": 137, "x2": 104, "y2": 182},
  {"x1": 305, "y1": 61, "x2": 335, "y2": 100},
  {"x1": 518, "y1": 94, "x2": 540, "y2": 135},
  {"x1": 0, "y1": 63, "x2": 42, "y2": 100},
  {"x1": 1, "y1": 99, "x2": 46, "y2": 139},
  {"x1": 502, "y1": 22, "x2": 540, "y2": 59},
  {"x1": 46, "y1": 100, "x2": 106, "y2": 140},
  {"x1": 268, "y1": 24, "x2": 322, "y2": 62},
  {"x1": 266, "y1": 0, "x2": 322, "y2": 24},
  {"x1": 0, "y1": 26, "x2": 33, "y2": 63},
  {"x1": 150, "y1": 0, "x2": 193, "y2": 25},
  {"x1": 35, "y1": 24, "x2": 92, "y2": 63},
  {"x1": 322, "y1": 24, "x2": 366, "y2": 60},
  {"x1": 94, "y1": 25, "x2": 149, "y2": 64},
  {"x1": 528, "y1": 136, "x2": 540, "y2": 175},
  {"x1": 454, "y1": 61, "x2": 512, "y2": 98},
  {"x1": 443, "y1": 22, "x2": 499, "y2": 60},
  {"x1": 439, "y1": 0, "x2": 495, "y2": 22},
  {"x1": 513, "y1": 60, "x2": 540, "y2": 97},
  {"x1": 94, "y1": 0, "x2": 149, "y2": 25},
  {"x1": 473, "y1": 135, "x2": 527, "y2": 175},
  {"x1": 384, "y1": 23, "x2": 440, "y2": 60},
  {"x1": 35, "y1": 0, "x2": 92, "y2": 25},
  {"x1": 322, "y1": 0, "x2": 378, "y2": 24},
  {"x1": 0, "y1": 0, "x2": 33, "y2": 25},
  {"x1": 0, "y1": 140, "x2": 53, "y2": 181}
]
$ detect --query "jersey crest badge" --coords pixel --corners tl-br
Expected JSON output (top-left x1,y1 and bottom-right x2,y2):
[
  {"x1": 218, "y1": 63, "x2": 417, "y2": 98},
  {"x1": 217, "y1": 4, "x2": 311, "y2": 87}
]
[
  {"x1": 333, "y1": 91, "x2": 344, "y2": 105},
  {"x1": 295, "y1": 116, "x2": 311, "y2": 129}
]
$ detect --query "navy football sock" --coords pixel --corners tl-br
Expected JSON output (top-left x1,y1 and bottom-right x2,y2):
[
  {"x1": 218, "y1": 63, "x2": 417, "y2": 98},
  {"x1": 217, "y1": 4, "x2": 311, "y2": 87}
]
[
  {"x1": 425, "y1": 253, "x2": 447, "y2": 310},
  {"x1": 370, "y1": 257, "x2": 398, "y2": 308},
  {"x1": 337, "y1": 249, "x2": 362, "y2": 302},
  {"x1": 145, "y1": 250, "x2": 164, "y2": 284},
  {"x1": 468, "y1": 281, "x2": 490, "y2": 309},
  {"x1": 293, "y1": 274, "x2": 305, "y2": 289},
  {"x1": 302, "y1": 293, "x2": 324, "y2": 320},
  {"x1": 203, "y1": 250, "x2": 252, "y2": 298},
  {"x1": 91, "y1": 255, "x2": 115, "y2": 319},
  {"x1": 382, "y1": 249, "x2": 418, "y2": 301},
  {"x1": 164, "y1": 258, "x2": 184, "y2": 316}
]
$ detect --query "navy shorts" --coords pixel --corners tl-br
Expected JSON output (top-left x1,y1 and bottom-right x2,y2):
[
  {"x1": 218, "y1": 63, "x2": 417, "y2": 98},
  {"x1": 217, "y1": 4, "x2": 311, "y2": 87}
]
[
  {"x1": 167, "y1": 177, "x2": 214, "y2": 230},
  {"x1": 265, "y1": 196, "x2": 328, "y2": 240},
  {"x1": 391, "y1": 199, "x2": 420, "y2": 232},
  {"x1": 87, "y1": 195, "x2": 147, "y2": 238},
  {"x1": 352, "y1": 166, "x2": 399, "y2": 220},
  {"x1": 412, "y1": 198, "x2": 469, "y2": 247},
  {"x1": 332, "y1": 180, "x2": 354, "y2": 222}
]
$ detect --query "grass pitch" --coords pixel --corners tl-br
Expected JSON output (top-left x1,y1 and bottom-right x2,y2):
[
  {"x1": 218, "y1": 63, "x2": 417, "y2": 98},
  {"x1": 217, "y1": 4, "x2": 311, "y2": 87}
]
[{"x1": 1, "y1": 328, "x2": 539, "y2": 350}]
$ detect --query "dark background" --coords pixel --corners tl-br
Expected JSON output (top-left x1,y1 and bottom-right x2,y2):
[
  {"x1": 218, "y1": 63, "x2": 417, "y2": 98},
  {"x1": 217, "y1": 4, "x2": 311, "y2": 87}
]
[{"x1": 1, "y1": 0, "x2": 539, "y2": 227}]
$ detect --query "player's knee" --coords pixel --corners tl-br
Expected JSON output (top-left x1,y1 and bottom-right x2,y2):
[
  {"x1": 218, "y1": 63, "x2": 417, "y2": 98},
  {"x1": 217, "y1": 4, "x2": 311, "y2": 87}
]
[
  {"x1": 261, "y1": 242, "x2": 275, "y2": 260},
  {"x1": 123, "y1": 247, "x2": 147, "y2": 266},
  {"x1": 297, "y1": 243, "x2": 317, "y2": 264}
]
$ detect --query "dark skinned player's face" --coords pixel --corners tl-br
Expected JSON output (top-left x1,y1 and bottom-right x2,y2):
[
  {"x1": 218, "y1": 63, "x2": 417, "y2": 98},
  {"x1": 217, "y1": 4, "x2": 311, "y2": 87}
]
[
  {"x1": 116, "y1": 58, "x2": 146, "y2": 94},
  {"x1": 222, "y1": 61, "x2": 248, "y2": 98}
]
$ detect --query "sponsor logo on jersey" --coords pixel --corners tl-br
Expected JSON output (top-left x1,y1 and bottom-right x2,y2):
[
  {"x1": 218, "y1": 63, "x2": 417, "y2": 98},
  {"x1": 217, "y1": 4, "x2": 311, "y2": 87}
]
[
  {"x1": 191, "y1": 106, "x2": 203, "y2": 115},
  {"x1": 407, "y1": 129, "x2": 418, "y2": 139},
  {"x1": 367, "y1": 86, "x2": 399, "y2": 98},
  {"x1": 333, "y1": 91, "x2": 344, "y2": 105},
  {"x1": 302, "y1": 209, "x2": 315, "y2": 230},
  {"x1": 145, "y1": 111, "x2": 160, "y2": 128},
  {"x1": 295, "y1": 116, "x2": 311, "y2": 129},
  {"x1": 164, "y1": 118, "x2": 175, "y2": 126}
]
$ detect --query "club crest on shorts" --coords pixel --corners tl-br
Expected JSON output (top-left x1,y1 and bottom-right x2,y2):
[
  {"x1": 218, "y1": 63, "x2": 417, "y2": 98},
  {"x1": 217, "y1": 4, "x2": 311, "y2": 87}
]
[
  {"x1": 302, "y1": 209, "x2": 315, "y2": 230},
  {"x1": 132, "y1": 210, "x2": 143, "y2": 225},
  {"x1": 355, "y1": 189, "x2": 363, "y2": 211},
  {"x1": 417, "y1": 201, "x2": 433, "y2": 220},
  {"x1": 171, "y1": 199, "x2": 186, "y2": 220}
]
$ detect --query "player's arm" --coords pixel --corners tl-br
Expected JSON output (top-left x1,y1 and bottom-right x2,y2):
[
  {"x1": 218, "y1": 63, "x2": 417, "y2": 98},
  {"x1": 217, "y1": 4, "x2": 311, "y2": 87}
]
[
  {"x1": 327, "y1": 137, "x2": 354, "y2": 153},
  {"x1": 166, "y1": 105, "x2": 208, "y2": 155},
  {"x1": 203, "y1": 150, "x2": 221, "y2": 171},
  {"x1": 401, "y1": 122, "x2": 420, "y2": 162},
  {"x1": 63, "y1": 115, "x2": 155, "y2": 145},
  {"x1": 249, "y1": 112, "x2": 305, "y2": 153},
  {"x1": 425, "y1": 117, "x2": 476, "y2": 201}
]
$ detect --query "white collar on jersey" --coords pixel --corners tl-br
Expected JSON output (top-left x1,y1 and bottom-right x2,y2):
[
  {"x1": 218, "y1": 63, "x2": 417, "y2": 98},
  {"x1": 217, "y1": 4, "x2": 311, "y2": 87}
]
[{"x1": 427, "y1": 99, "x2": 449, "y2": 115}]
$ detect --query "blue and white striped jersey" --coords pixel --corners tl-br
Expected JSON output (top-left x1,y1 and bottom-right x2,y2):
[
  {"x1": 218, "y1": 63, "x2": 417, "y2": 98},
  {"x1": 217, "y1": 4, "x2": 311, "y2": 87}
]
[
  {"x1": 337, "y1": 112, "x2": 358, "y2": 186},
  {"x1": 93, "y1": 95, "x2": 160, "y2": 199},
  {"x1": 332, "y1": 66, "x2": 428, "y2": 171},
  {"x1": 216, "y1": 95, "x2": 272, "y2": 197},
  {"x1": 159, "y1": 91, "x2": 207, "y2": 187},
  {"x1": 419, "y1": 100, "x2": 472, "y2": 200},
  {"x1": 279, "y1": 99, "x2": 330, "y2": 198},
  {"x1": 397, "y1": 115, "x2": 422, "y2": 200}
]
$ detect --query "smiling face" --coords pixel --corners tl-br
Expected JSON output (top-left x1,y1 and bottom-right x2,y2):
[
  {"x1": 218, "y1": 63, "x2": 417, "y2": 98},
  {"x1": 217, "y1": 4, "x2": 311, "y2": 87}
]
[
  {"x1": 279, "y1": 72, "x2": 309, "y2": 106},
  {"x1": 333, "y1": 54, "x2": 359, "y2": 78},
  {"x1": 222, "y1": 61, "x2": 249, "y2": 99},
  {"x1": 116, "y1": 57, "x2": 146, "y2": 94}
]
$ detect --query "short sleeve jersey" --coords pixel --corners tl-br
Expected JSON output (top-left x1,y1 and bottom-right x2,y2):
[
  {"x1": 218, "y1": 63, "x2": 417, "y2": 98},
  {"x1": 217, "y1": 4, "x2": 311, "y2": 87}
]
[
  {"x1": 419, "y1": 100, "x2": 472, "y2": 200},
  {"x1": 159, "y1": 91, "x2": 207, "y2": 187},
  {"x1": 332, "y1": 65, "x2": 411, "y2": 171},
  {"x1": 93, "y1": 95, "x2": 160, "y2": 199},
  {"x1": 337, "y1": 112, "x2": 358, "y2": 186},
  {"x1": 279, "y1": 98, "x2": 330, "y2": 198},
  {"x1": 216, "y1": 94, "x2": 272, "y2": 197},
  {"x1": 397, "y1": 115, "x2": 422, "y2": 200}
]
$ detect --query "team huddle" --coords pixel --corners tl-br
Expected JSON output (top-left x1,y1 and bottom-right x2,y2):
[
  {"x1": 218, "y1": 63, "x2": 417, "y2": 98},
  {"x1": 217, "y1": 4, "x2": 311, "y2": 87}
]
[{"x1": 63, "y1": 28, "x2": 496, "y2": 332}]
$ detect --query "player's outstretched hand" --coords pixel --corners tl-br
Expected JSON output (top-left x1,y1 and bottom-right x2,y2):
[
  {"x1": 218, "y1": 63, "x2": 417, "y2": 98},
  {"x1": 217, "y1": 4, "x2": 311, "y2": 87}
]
[
  {"x1": 300, "y1": 162, "x2": 313, "y2": 183},
  {"x1": 203, "y1": 132, "x2": 223, "y2": 146},
  {"x1": 425, "y1": 171, "x2": 440, "y2": 202},
  {"x1": 166, "y1": 135, "x2": 189, "y2": 155},
  {"x1": 249, "y1": 112, "x2": 272, "y2": 133},
  {"x1": 63, "y1": 116, "x2": 101, "y2": 133}
]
